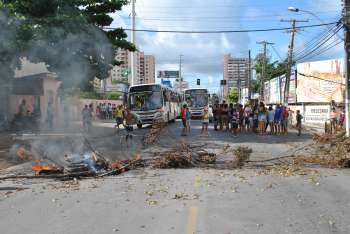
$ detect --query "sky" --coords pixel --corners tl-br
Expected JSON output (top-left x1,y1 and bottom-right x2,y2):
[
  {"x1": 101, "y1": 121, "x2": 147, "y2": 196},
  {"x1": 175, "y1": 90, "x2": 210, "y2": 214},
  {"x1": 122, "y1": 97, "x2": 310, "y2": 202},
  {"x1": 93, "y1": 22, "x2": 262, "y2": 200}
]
[{"x1": 110, "y1": 0, "x2": 343, "y2": 93}]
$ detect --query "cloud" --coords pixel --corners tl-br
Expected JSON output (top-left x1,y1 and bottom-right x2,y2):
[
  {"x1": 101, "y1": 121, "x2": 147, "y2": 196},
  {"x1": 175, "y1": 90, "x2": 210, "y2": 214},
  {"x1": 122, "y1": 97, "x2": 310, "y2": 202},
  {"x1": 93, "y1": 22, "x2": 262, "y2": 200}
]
[{"x1": 112, "y1": 0, "x2": 250, "y2": 79}]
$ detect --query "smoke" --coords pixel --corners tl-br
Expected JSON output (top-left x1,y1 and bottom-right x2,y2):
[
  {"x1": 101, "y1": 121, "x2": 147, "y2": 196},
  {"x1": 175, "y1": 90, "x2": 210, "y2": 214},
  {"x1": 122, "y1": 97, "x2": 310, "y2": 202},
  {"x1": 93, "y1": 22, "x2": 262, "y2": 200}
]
[{"x1": 0, "y1": 5, "x2": 118, "y2": 162}]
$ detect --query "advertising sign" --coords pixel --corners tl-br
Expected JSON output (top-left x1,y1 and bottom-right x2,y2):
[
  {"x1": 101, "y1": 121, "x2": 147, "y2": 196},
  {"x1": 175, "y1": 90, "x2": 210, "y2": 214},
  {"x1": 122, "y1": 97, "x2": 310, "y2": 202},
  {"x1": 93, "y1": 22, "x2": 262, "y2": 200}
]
[
  {"x1": 157, "y1": 70, "x2": 179, "y2": 79},
  {"x1": 303, "y1": 105, "x2": 330, "y2": 124},
  {"x1": 105, "y1": 83, "x2": 129, "y2": 93},
  {"x1": 263, "y1": 72, "x2": 296, "y2": 104},
  {"x1": 296, "y1": 59, "x2": 345, "y2": 103}
]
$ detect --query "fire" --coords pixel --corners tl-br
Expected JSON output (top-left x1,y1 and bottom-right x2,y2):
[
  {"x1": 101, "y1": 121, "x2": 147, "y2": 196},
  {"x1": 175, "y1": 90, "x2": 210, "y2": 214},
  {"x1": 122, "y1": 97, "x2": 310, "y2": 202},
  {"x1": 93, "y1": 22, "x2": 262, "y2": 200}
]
[{"x1": 32, "y1": 160, "x2": 62, "y2": 175}]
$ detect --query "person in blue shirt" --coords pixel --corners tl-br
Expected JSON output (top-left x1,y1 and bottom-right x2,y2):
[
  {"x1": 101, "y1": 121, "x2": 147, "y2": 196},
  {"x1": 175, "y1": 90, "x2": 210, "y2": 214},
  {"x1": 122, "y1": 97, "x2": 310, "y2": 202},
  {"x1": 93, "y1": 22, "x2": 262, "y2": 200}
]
[{"x1": 274, "y1": 104, "x2": 282, "y2": 134}]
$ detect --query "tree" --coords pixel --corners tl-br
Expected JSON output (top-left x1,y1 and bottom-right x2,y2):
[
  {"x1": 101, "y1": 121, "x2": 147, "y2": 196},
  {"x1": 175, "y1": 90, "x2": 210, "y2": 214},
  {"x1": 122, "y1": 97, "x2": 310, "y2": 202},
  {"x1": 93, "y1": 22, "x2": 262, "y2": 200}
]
[
  {"x1": 226, "y1": 88, "x2": 239, "y2": 103},
  {"x1": 254, "y1": 53, "x2": 287, "y2": 91},
  {"x1": 0, "y1": 0, "x2": 135, "y2": 123}
]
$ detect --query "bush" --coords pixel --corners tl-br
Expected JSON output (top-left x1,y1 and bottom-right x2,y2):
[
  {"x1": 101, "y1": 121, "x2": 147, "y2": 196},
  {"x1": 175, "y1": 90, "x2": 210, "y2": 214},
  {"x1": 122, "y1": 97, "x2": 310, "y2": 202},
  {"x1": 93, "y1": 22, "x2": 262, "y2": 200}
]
[{"x1": 105, "y1": 92, "x2": 122, "y2": 100}]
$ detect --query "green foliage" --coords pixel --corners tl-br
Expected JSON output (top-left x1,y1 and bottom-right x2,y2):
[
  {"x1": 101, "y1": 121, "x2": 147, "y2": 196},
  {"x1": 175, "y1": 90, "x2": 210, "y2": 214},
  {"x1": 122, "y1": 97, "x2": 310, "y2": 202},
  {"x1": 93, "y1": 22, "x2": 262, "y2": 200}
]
[
  {"x1": 0, "y1": 0, "x2": 135, "y2": 90},
  {"x1": 254, "y1": 53, "x2": 287, "y2": 92},
  {"x1": 105, "y1": 92, "x2": 122, "y2": 100},
  {"x1": 226, "y1": 88, "x2": 239, "y2": 103},
  {"x1": 250, "y1": 79, "x2": 260, "y2": 94},
  {"x1": 80, "y1": 91, "x2": 103, "y2": 100}
]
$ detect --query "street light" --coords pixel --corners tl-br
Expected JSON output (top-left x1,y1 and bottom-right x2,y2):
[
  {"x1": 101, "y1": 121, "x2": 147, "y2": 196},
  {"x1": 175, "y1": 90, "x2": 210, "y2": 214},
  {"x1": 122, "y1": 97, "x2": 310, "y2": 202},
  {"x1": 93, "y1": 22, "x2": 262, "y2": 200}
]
[{"x1": 288, "y1": 6, "x2": 343, "y2": 40}]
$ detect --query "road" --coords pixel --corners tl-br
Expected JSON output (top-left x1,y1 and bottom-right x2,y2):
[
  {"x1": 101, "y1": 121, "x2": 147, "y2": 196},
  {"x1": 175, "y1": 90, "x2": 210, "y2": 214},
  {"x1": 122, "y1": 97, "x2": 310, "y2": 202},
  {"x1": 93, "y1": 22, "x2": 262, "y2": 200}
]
[{"x1": 1, "y1": 120, "x2": 350, "y2": 234}]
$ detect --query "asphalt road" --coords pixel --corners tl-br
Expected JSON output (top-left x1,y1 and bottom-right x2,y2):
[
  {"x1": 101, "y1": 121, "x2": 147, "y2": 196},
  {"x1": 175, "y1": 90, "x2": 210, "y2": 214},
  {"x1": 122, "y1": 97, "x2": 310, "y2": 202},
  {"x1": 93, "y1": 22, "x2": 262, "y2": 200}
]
[{"x1": 1, "y1": 120, "x2": 349, "y2": 234}]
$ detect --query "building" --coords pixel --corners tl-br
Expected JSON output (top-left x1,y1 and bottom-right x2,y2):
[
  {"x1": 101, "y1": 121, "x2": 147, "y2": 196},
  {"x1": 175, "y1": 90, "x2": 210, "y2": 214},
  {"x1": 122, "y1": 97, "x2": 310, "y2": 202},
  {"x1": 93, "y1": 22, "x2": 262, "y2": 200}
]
[
  {"x1": 144, "y1": 55, "x2": 156, "y2": 84},
  {"x1": 223, "y1": 54, "x2": 249, "y2": 97},
  {"x1": 105, "y1": 49, "x2": 156, "y2": 90}
]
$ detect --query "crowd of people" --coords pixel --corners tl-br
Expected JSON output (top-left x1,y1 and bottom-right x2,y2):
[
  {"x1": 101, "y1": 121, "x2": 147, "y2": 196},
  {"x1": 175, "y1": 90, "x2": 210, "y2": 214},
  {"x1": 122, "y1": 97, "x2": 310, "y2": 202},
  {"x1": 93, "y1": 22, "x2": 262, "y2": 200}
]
[
  {"x1": 82, "y1": 104, "x2": 136, "y2": 135},
  {"x1": 329, "y1": 107, "x2": 345, "y2": 134},
  {"x1": 210, "y1": 101, "x2": 301, "y2": 136},
  {"x1": 181, "y1": 100, "x2": 305, "y2": 137}
]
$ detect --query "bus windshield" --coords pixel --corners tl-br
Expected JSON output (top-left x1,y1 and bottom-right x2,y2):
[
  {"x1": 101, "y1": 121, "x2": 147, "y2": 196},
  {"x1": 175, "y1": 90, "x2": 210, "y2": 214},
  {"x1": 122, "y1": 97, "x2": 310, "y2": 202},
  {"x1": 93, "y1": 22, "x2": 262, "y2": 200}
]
[
  {"x1": 129, "y1": 91, "x2": 163, "y2": 111},
  {"x1": 185, "y1": 89, "x2": 208, "y2": 108}
]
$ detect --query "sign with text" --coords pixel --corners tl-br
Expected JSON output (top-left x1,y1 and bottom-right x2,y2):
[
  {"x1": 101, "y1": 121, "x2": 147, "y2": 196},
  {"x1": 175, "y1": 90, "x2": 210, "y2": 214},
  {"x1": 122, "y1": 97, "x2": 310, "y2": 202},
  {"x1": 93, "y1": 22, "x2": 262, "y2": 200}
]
[{"x1": 157, "y1": 70, "x2": 179, "y2": 79}]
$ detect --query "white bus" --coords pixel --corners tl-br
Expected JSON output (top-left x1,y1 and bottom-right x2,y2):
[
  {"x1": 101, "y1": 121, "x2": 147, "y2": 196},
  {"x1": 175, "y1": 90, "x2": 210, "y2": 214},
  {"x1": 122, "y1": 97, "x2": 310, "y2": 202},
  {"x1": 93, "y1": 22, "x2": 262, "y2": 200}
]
[
  {"x1": 128, "y1": 84, "x2": 182, "y2": 128},
  {"x1": 184, "y1": 88, "x2": 209, "y2": 118}
]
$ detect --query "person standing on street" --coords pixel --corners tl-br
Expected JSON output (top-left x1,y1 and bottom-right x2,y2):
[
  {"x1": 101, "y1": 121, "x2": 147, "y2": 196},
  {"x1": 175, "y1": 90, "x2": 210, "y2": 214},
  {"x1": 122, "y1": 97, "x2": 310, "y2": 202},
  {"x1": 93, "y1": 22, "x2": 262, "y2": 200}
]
[
  {"x1": 267, "y1": 106, "x2": 275, "y2": 135},
  {"x1": 230, "y1": 107, "x2": 239, "y2": 137},
  {"x1": 330, "y1": 107, "x2": 338, "y2": 134},
  {"x1": 81, "y1": 105, "x2": 92, "y2": 132},
  {"x1": 114, "y1": 105, "x2": 124, "y2": 131},
  {"x1": 181, "y1": 104, "x2": 188, "y2": 136},
  {"x1": 186, "y1": 106, "x2": 191, "y2": 133},
  {"x1": 238, "y1": 104, "x2": 244, "y2": 133},
  {"x1": 274, "y1": 104, "x2": 282, "y2": 134},
  {"x1": 221, "y1": 100, "x2": 229, "y2": 131},
  {"x1": 124, "y1": 108, "x2": 137, "y2": 141},
  {"x1": 257, "y1": 104, "x2": 267, "y2": 135},
  {"x1": 201, "y1": 106, "x2": 210, "y2": 136},
  {"x1": 296, "y1": 110, "x2": 303, "y2": 136},
  {"x1": 212, "y1": 100, "x2": 221, "y2": 131},
  {"x1": 281, "y1": 106, "x2": 289, "y2": 134}
]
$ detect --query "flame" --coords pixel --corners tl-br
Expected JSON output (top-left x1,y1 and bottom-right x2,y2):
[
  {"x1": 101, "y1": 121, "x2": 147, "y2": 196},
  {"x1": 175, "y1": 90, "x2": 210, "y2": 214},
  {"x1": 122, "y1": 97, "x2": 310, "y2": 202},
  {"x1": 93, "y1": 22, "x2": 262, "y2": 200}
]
[{"x1": 32, "y1": 161, "x2": 61, "y2": 175}]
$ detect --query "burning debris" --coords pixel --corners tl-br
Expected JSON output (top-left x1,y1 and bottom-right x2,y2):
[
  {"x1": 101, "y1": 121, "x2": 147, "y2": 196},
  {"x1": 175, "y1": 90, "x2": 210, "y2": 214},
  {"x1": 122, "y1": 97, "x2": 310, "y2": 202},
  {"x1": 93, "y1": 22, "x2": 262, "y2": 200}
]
[
  {"x1": 151, "y1": 142, "x2": 216, "y2": 169},
  {"x1": 32, "y1": 161, "x2": 63, "y2": 175}
]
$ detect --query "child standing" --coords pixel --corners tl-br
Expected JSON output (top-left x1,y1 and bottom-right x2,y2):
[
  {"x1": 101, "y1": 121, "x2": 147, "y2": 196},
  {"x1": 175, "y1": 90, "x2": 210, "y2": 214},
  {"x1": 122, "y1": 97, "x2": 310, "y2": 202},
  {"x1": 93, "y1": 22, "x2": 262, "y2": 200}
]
[
  {"x1": 296, "y1": 110, "x2": 303, "y2": 136},
  {"x1": 186, "y1": 106, "x2": 191, "y2": 133},
  {"x1": 201, "y1": 106, "x2": 209, "y2": 136}
]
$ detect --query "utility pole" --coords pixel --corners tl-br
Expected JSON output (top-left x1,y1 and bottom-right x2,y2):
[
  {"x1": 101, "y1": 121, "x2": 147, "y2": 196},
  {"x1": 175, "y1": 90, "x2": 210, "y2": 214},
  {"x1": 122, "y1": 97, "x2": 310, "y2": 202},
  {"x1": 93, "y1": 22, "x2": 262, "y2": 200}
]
[
  {"x1": 256, "y1": 41, "x2": 274, "y2": 102},
  {"x1": 179, "y1": 54, "x2": 183, "y2": 92},
  {"x1": 343, "y1": 0, "x2": 350, "y2": 137},
  {"x1": 238, "y1": 61, "x2": 241, "y2": 102},
  {"x1": 281, "y1": 18, "x2": 308, "y2": 105},
  {"x1": 130, "y1": 0, "x2": 136, "y2": 86},
  {"x1": 248, "y1": 50, "x2": 252, "y2": 100}
]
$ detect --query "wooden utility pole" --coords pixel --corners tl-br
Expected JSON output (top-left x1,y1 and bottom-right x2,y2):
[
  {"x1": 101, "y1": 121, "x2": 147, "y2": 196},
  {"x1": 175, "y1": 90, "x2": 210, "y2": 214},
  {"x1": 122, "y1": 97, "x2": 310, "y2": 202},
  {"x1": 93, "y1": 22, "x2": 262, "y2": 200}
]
[
  {"x1": 281, "y1": 19, "x2": 308, "y2": 105},
  {"x1": 248, "y1": 50, "x2": 252, "y2": 100},
  {"x1": 256, "y1": 41, "x2": 274, "y2": 102},
  {"x1": 343, "y1": 0, "x2": 350, "y2": 137}
]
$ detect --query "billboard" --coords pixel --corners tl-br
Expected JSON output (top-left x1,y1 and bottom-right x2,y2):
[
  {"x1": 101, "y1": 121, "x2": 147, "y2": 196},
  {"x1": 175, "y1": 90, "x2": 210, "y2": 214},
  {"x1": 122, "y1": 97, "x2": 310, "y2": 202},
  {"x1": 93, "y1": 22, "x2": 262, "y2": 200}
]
[
  {"x1": 157, "y1": 70, "x2": 179, "y2": 79},
  {"x1": 263, "y1": 72, "x2": 296, "y2": 104},
  {"x1": 296, "y1": 59, "x2": 345, "y2": 103}
]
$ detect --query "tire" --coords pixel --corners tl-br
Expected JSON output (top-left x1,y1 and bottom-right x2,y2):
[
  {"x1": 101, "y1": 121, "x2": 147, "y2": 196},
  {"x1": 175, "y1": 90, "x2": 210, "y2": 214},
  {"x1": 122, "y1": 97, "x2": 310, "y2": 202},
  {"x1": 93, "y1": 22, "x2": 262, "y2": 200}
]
[{"x1": 137, "y1": 123, "x2": 142, "y2": 129}]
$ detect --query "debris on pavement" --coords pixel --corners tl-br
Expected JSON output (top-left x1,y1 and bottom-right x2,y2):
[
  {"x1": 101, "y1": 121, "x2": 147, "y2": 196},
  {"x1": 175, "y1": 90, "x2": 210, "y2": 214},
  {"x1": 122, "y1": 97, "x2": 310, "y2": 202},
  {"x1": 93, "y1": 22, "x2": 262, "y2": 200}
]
[
  {"x1": 295, "y1": 131, "x2": 350, "y2": 168},
  {"x1": 226, "y1": 146, "x2": 252, "y2": 168},
  {"x1": 151, "y1": 141, "x2": 216, "y2": 168},
  {"x1": 257, "y1": 164, "x2": 320, "y2": 177},
  {"x1": 143, "y1": 122, "x2": 164, "y2": 145}
]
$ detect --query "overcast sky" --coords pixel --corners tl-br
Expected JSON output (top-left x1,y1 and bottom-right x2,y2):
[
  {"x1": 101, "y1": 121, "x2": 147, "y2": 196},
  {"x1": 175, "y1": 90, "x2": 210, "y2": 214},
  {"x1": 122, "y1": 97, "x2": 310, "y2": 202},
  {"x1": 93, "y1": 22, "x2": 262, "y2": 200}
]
[{"x1": 111, "y1": 0, "x2": 342, "y2": 93}]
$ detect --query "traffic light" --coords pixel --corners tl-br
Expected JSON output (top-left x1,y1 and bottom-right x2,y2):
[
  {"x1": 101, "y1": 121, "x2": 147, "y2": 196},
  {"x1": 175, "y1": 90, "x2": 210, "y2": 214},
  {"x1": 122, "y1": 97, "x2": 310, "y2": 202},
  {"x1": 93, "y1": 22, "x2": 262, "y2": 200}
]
[{"x1": 197, "y1": 79, "x2": 200, "y2": 85}]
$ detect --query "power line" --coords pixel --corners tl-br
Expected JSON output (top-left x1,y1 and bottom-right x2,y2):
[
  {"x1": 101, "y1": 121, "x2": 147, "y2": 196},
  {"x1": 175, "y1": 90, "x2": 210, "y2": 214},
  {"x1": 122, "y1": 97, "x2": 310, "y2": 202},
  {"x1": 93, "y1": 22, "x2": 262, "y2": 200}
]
[
  {"x1": 295, "y1": 39, "x2": 343, "y2": 62},
  {"x1": 294, "y1": 24, "x2": 343, "y2": 62},
  {"x1": 104, "y1": 21, "x2": 339, "y2": 34},
  {"x1": 297, "y1": 72, "x2": 345, "y2": 85}
]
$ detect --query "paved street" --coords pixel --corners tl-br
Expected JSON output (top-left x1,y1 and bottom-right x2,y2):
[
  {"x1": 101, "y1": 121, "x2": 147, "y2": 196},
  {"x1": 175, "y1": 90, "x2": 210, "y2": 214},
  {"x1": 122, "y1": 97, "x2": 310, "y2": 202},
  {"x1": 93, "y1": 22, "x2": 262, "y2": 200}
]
[{"x1": 1, "y1": 121, "x2": 349, "y2": 234}]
